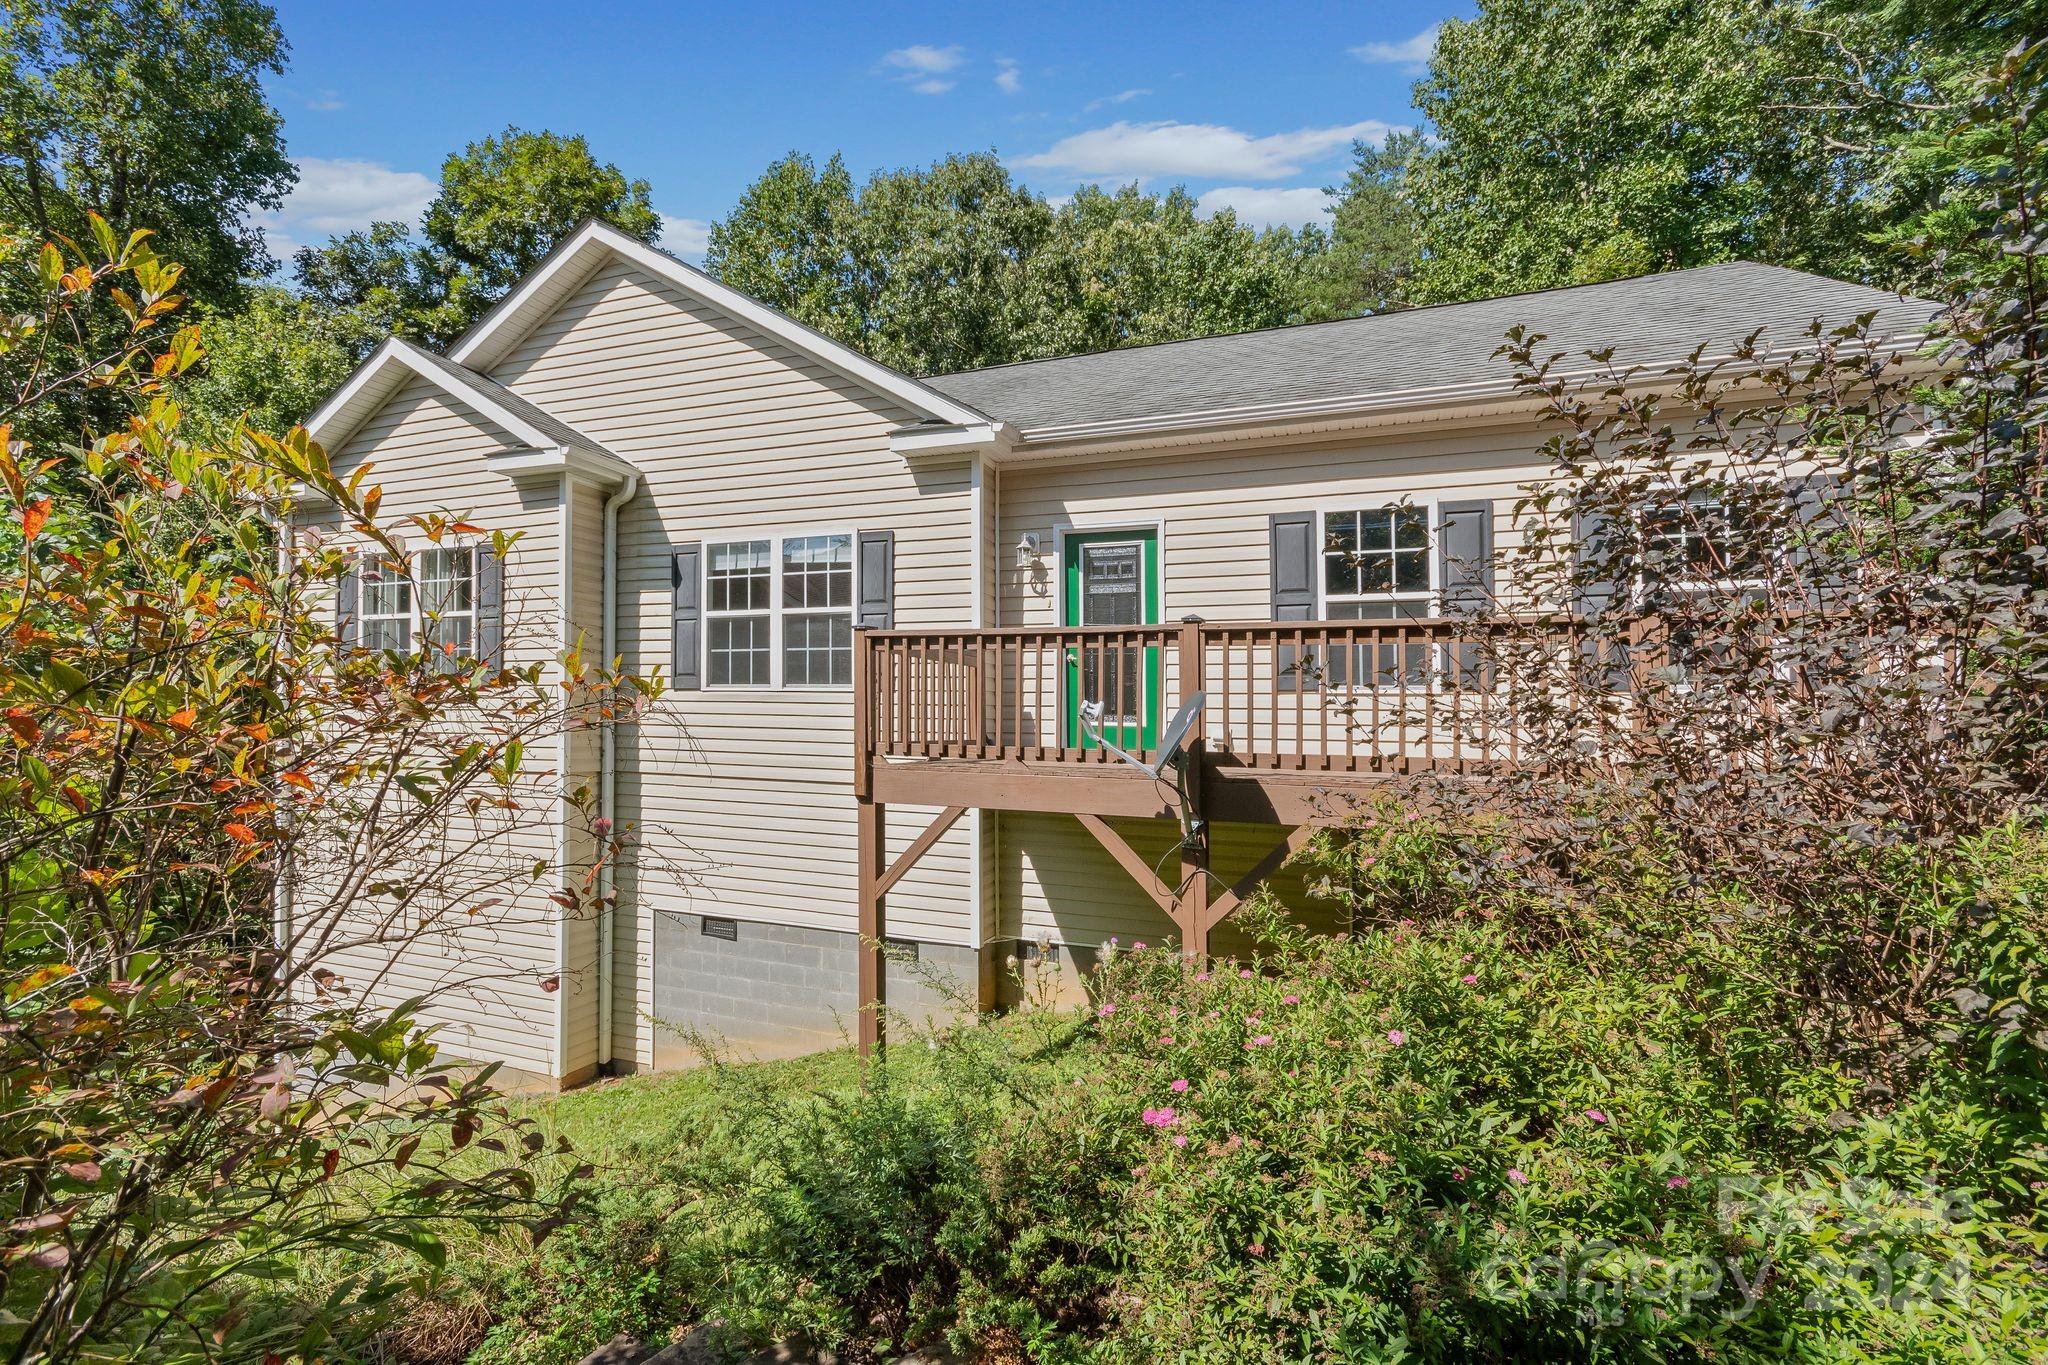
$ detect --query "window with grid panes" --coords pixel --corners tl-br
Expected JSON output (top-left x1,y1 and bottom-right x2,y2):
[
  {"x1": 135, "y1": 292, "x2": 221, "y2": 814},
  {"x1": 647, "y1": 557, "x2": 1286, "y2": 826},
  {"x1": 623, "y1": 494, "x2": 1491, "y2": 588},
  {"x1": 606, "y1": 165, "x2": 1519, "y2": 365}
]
[
  {"x1": 705, "y1": 540, "x2": 773, "y2": 685},
  {"x1": 780, "y1": 533, "x2": 853, "y2": 685},
  {"x1": 1322, "y1": 506, "x2": 1435, "y2": 685},
  {"x1": 359, "y1": 556, "x2": 413, "y2": 653},
  {"x1": 419, "y1": 546, "x2": 475, "y2": 670},
  {"x1": 1643, "y1": 493, "x2": 1764, "y2": 586}
]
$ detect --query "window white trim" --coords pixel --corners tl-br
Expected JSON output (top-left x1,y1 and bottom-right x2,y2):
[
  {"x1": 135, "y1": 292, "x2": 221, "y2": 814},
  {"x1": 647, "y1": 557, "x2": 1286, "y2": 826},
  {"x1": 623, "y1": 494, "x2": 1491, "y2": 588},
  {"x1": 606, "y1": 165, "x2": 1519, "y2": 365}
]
[
  {"x1": 1314, "y1": 498, "x2": 1441, "y2": 618},
  {"x1": 700, "y1": 525, "x2": 858, "y2": 691},
  {"x1": 1309, "y1": 498, "x2": 1445, "y2": 693},
  {"x1": 355, "y1": 540, "x2": 483, "y2": 665},
  {"x1": 417, "y1": 544, "x2": 480, "y2": 668},
  {"x1": 1637, "y1": 486, "x2": 1771, "y2": 599}
]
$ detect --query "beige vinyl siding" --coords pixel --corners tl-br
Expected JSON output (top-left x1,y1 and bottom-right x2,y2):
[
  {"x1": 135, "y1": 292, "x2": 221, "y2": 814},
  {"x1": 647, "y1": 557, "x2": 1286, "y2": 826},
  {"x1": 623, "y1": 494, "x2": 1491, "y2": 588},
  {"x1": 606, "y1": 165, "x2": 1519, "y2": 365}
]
[
  {"x1": 485, "y1": 257, "x2": 979, "y2": 1058},
  {"x1": 290, "y1": 378, "x2": 570, "y2": 1079},
  {"x1": 991, "y1": 419, "x2": 1554, "y2": 952},
  {"x1": 998, "y1": 420, "x2": 1553, "y2": 630},
  {"x1": 996, "y1": 811, "x2": 1335, "y2": 954}
]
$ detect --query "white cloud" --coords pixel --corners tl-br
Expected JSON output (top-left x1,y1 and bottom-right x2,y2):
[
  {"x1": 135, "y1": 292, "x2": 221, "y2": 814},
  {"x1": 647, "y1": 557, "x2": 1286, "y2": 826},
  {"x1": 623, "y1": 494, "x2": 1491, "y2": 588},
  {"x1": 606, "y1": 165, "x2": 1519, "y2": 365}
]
[
  {"x1": 881, "y1": 43, "x2": 964, "y2": 93},
  {"x1": 252, "y1": 156, "x2": 437, "y2": 262},
  {"x1": 994, "y1": 58, "x2": 1021, "y2": 94},
  {"x1": 660, "y1": 214, "x2": 712, "y2": 260},
  {"x1": 1349, "y1": 24, "x2": 1440, "y2": 74},
  {"x1": 884, "y1": 43, "x2": 965, "y2": 74},
  {"x1": 1016, "y1": 119, "x2": 1400, "y2": 182},
  {"x1": 1197, "y1": 185, "x2": 1332, "y2": 229},
  {"x1": 1084, "y1": 88, "x2": 1151, "y2": 112}
]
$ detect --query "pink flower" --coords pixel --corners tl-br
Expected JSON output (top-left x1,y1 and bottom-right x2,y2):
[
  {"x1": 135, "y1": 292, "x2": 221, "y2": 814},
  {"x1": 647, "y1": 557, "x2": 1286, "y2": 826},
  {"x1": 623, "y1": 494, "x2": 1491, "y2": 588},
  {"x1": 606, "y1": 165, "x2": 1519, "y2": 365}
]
[
  {"x1": 1206, "y1": 1009, "x2": 1220, "y2": 1019},
  {"x1": 1246, "y1": 1242, "x2": 1266, "y2": 1257},
  {"x1": 1246, "y1": 1035, "x2": 1274, "y2": 1048},
  {"x1": 1172, "y1": 1134, "x2": 1188, "y2": 1147},
  {"x1": 1141, "y1": 1106, "x2": 1178, "y2": 1128},
  {"x1": 1170, "y1": 1078, "x2": 1189, "y2": 1093},
  {"x1": 1507, "y1": 1168, "x2": 1529, "y2": 1185},
  {"x1": 1281, "y1": 994, "x2": 1300, "y2": 1005},
  {"x1": 1244, "y1": 1014, "x2": 1262, "y2": 1026},
  {"x1": 1387, "y1": 1029, "x2": 1407, "y2": 1046},
  {"x1": 1167, "y1": 1006, "x2": 1179, "y2": 1019},
  {"x1": 1453, "y1": 1166, "x2": 1469, "y2": 1182},
  {"x1": 1461, "y1": 974, "x2": 1479, "y2": 986},
  {"x1": 1585, "y1": 1109, "x2": 1609, "y2": 1125},
  {"x1": 1239, "y1": 968, "x2": 1254, "y2": 979},
  {"x1": 1667, "y1": 1176, "x2": 1691, "y2": 1189},
  {"x1": 1158, "y1": 1034, "x2": 1175, "y2": 1045},
  {"x1": 1194, "y1": 972, "x2": 1211, "y2": 983},
  {"x1": 1097, "y1": 1002, "x2": 1116, "y2": 1018},
  {"x1": 1460, "y1": 953, "x2": 1474, "y2": 963}
]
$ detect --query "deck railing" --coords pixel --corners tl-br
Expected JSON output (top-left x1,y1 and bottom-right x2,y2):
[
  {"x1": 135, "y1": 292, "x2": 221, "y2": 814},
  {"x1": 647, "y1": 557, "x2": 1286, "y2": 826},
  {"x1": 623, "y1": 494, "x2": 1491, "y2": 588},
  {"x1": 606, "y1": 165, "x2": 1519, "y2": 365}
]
[{"x1": 854, "y1": 617, "x2": 1580, "y2": 777}]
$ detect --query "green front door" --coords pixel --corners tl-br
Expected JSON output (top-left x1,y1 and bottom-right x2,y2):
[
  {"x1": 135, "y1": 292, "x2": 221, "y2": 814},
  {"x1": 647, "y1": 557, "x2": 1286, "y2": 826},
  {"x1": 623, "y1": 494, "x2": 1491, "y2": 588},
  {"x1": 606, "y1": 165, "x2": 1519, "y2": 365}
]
[{"x1": 1063, "y1": 529, "x2": 1161, "y2": 751}]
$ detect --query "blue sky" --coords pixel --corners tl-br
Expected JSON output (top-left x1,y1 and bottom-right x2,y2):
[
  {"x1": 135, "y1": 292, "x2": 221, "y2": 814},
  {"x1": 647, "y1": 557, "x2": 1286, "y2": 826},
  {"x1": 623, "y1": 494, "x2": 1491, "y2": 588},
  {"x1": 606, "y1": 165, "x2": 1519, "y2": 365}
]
[{"x1": 257, "y1": 0, "x2": 1458, "y2": 264}]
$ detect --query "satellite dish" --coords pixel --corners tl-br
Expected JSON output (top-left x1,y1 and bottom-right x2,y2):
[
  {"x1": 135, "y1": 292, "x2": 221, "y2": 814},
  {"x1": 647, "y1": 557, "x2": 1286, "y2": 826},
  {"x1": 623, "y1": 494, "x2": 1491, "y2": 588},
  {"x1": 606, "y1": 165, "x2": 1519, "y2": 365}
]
[
  {"x1": 1079, "y1": 692, "x2": 1206, "y2": 779},
  {"x1": 1150, "y1": 695, "x2": 1205, "y2": 777}
]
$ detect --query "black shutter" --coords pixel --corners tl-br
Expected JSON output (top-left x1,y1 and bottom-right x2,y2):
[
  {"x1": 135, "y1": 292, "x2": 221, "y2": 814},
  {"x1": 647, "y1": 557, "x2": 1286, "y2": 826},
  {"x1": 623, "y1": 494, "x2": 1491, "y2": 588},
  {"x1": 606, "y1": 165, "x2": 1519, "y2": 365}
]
[
  {"x1": 1570, "y1": 503, "x2": 1631, "y2": 689},
  {"x1": 1271, "y1": 511, "x2": 1331, "y2": 691},
  {"x1": 1570, "y1": 504, "x2": 1616, "y2": 619},
  {"x1": 1789, "y1": 472, "x2": 1846, "y2": 609},
  {"x1": 476, "y1": 546, "x2": 504, "y2": 670},
  {"x1": 335, "y1": 552, "x2": 360, "y2": 652},
  {"x1": 857, "y1": 530, "x2": 895, "y2": 630},
  {"x1": 1438, "y1": 500, "x2": 1494, "y2": 688},
  {"x1": 671, "y1": 543, "x2": 702, "y2": 691}
]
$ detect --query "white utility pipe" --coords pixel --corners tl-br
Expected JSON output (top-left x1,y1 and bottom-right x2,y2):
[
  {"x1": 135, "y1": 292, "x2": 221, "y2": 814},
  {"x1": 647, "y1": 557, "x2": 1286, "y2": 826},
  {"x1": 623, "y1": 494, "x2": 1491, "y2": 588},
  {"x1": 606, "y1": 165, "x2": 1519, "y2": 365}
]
[{"x1": 595, "y1": 471, "x2": 640, "y2": 1073}]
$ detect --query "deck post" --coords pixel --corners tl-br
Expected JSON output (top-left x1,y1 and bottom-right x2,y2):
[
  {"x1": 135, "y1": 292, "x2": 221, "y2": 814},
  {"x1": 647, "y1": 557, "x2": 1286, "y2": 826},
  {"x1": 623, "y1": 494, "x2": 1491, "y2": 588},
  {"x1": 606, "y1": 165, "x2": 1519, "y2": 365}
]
[
  {"x1": 857, "y1": 795, "x2": 886, "y2": 1056},
  {"x1": 1177, "y1": 615, "x2": 1210, "y2": 959}
]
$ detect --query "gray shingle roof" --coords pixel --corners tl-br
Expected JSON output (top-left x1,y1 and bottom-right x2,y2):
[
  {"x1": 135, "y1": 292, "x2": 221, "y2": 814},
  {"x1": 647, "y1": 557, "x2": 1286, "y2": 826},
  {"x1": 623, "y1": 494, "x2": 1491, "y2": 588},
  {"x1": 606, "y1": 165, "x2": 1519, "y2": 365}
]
[
  {"x1": 404, "y1": 342, "x2": 610, "y2": 454},
  {"x1": 922, "y1": 262, "x2": 1940, "y2": 434}
]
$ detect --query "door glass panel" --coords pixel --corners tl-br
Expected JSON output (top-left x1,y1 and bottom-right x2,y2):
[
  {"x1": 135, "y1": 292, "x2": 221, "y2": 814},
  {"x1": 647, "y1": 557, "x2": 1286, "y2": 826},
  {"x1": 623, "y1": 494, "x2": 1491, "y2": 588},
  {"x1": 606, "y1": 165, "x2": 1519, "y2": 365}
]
[{"x1": 1080, "y1": 541, "x2": 1143, "y2": 726}]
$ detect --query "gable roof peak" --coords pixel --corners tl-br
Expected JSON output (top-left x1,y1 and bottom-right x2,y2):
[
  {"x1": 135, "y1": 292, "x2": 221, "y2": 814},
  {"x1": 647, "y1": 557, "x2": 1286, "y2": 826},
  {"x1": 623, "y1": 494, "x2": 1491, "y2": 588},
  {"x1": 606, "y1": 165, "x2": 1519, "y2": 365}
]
[{"x1": 444, "y1": 218, "x2": 994, "y2": 430}]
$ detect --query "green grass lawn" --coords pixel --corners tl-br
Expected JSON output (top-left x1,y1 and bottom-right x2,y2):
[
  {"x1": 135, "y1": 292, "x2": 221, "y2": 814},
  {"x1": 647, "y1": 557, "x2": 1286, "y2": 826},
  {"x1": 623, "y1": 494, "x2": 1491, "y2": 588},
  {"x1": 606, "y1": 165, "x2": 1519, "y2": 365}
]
[{"x1": 515, "y1": 1046, "x2": 867, "y2": 1173}]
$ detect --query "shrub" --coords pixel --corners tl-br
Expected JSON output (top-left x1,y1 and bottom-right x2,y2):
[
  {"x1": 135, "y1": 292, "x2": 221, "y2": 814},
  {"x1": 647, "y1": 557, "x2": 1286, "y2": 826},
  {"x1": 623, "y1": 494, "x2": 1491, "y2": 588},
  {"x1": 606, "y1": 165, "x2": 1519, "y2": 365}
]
[
  {"x1": 552, "y1": 830, "x2": 2041, "y2": 1363},
  {"x1": 469, "y1": 1183, "x2": 695, "y2": 1365}
]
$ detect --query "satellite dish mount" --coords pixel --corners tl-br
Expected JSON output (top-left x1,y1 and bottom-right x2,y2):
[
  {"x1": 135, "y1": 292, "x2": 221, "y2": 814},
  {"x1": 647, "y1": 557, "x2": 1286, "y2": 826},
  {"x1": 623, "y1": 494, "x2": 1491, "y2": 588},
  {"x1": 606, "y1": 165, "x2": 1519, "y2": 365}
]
[{"x1": 1078, "y1": 691, "x2": 1208, "y2": 853}]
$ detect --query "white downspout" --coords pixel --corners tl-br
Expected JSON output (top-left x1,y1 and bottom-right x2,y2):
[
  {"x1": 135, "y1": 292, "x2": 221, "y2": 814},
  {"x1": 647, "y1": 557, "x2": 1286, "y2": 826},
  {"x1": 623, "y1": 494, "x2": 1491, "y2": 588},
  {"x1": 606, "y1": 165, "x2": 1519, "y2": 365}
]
[{"x1": 596, "y1": 471, "x2": 640, "y2": 1074}]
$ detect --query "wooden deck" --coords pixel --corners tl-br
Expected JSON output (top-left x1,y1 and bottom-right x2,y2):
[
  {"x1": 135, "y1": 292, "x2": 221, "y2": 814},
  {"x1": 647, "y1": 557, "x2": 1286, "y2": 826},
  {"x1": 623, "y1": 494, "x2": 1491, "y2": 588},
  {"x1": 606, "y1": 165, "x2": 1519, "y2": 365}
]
[{"x1": 850, "y1": 615, "x2": 1564, "y2": 1051}]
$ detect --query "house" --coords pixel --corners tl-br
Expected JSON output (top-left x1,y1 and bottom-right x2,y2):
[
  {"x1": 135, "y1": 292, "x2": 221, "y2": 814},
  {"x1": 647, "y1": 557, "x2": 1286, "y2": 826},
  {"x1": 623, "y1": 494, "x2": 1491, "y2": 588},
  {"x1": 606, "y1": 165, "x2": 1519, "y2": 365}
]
[{"x1": 296, "y1": 219, "x2": 1935, "y2": 1088}]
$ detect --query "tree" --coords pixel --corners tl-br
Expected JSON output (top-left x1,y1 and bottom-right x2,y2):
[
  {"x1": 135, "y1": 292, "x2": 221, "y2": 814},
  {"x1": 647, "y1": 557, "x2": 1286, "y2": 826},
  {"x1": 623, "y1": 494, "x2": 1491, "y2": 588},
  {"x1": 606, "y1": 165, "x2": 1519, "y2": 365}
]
[
  {"x1": 1305, "y1": 131, "x2": 1427, "y2": 318},
  {"x1": 1420, "y1": 41, "x2": 2048, "y2": 1080},
  {"x1": 708, "y1": 152, "x2": 1326, "y2": 374},
  {"x1": 1013, "y1": 185, "x2": 1324, "y2": 363},
  {"x1": 1406, "y1": 0, "x2": 1903, "y2": 302},
  {"x1": 176, "y1": 286, "x2": 382, "y2": 440},
  {"x1": 0, "y1": 0, "x2": 291, "y2": 301},
  {"x1": 0, "y1": 0, "x2": 293, "y2": 449},
  {"x1": 841, "y1": 153, "x2": 1053, "y2": 373},
  {"x1": 0, "y1": 221, "x2": 634, "y2": 1360},
  {"x1": 704, "y1": 152, "x2": 861, "y2": 345},
  {"x1": 295, "y1": 126, "x2": 661, "y2": 352}
]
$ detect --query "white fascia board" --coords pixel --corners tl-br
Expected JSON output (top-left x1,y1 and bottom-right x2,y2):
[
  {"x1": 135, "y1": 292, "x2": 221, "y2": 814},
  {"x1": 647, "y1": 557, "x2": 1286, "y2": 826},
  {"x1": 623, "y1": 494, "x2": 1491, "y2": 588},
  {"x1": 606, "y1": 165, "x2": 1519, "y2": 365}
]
[
  {"x1": 486, "y1": 444, "x2": 638, "y2": 487},
  {"x1": 307, "y1": 337, "x2": 572, "y2": 457},
  {"x1": 447, "y1": 219, "x2": 992, "y2": 429},
  {"x1": 887, "y1": 421, "x2": 1014, "y2": 457}
]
